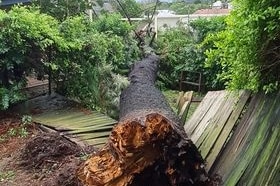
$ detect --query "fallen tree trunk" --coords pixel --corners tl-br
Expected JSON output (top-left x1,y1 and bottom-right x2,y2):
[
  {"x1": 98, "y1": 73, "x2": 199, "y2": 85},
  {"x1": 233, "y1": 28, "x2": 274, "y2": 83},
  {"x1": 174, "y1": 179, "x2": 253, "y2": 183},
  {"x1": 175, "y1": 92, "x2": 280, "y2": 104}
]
[{"x1": 77, "y1": 55, "x2": 210, "y2": 186}]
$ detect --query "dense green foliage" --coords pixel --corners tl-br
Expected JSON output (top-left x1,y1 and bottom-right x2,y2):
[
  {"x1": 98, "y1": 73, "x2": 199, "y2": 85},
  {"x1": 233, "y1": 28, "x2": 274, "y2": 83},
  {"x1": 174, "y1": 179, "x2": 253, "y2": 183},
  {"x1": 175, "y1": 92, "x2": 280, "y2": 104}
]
[
  {"x1": 0, "y1": 6, "x2": 63, "y2": 109},
  {"x1": 169, "y1": 1, "x2": 209, "y2": 15},
  {"x1": 0, "y1": 7, "x2": 139, "y2": 116},
  {"x1": 156, "y1": 27, "x2": 192, "y2": 89},
  {"x1": 190, "y1": 17, "x2": 226, "y2": 42},
  {"x1": 32, "y1": 0, "x2": 89, "y2": 21},
  {"x1": 92, "y1": 13, "x2": 140, "y2": 74},
  {"x1": 54, "y1": 14, "x2": 139, "y2": 117},
  {"x1": 156, "y1": 17, "x2": 226, "y2": 90},
  {"x1": 140, "y1": 1, "x2": 210, "y2": 16},
  {"x1": 206, "y1": 0, "x2": 280, "y2": 92},
  {"x1": 113, "y1": 0, "x2": 143, "y2": 18}
]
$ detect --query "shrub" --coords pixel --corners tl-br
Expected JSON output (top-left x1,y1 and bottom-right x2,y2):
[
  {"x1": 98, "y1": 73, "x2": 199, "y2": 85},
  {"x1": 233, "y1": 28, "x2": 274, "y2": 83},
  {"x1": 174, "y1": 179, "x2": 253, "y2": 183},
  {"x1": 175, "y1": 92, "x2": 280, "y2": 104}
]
[
  {"x1": 0, "y1": 6, "x2": 63, "y2": 110},
  {"x1": 0, "y1": 8, "x2": 138, "y2": 116},
  {"x1": 206, "y1": 0, "x2": 280, "y2": 92},
  {"x1": 156, "y1": 17, "x2": 226, "y2": 90}
]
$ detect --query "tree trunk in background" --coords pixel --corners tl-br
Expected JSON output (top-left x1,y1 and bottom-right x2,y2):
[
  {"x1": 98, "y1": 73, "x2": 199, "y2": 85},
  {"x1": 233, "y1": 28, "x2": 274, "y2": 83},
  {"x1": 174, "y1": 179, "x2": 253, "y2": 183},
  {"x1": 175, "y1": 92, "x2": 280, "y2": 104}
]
[{"x1": 77, "y1": 55, "x2": 210, "y2": 186}]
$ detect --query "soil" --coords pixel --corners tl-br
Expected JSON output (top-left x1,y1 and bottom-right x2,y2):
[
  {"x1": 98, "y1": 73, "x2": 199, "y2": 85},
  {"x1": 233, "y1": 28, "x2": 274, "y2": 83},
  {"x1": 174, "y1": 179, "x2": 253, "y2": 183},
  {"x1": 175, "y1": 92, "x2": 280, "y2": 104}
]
[{"x1": 0, "y1": 114, "x2": 95, "y2": 186}]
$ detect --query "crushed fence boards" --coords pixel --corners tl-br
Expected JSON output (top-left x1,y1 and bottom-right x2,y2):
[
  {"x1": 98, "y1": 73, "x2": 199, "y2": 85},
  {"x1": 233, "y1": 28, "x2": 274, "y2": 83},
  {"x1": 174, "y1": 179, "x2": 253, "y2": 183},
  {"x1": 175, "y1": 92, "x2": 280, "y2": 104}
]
[
  {"x1": 205, "y1": 90, "x2": 251, "y2": 169},
  {"x1": 66, "y1": 124, "x2": 115, "y2": 134},
  {"x1": 177, "y1": 91, "x2": 193, "y2": 123},
  {"x1": 33, "y1": 110, "x2": 116, "y2": 147},
  {"x1": 210, "y1": 91, "x2": 280, "y2": 186},
  {"x1": 198, "y1": 91, "x2": 250, "y2": 164},
  {"x1": 209, "y1": 94, "x2": 263, "y2": 177},
  {"x1": 15, "y1": 93, "x2": 117, "y2": 148},
  {"x1": 184, "y1": 91, "x2": 224, "y2": 138},
  {"x1": 184, "y1": 90, "x2": 251, "y2": 171},
  {"x1": 34, "y1": 111, "x2": 115, "y2": 127},
  {"x1": 196, "y1": 92, "x2": 236, "y2": 151}
]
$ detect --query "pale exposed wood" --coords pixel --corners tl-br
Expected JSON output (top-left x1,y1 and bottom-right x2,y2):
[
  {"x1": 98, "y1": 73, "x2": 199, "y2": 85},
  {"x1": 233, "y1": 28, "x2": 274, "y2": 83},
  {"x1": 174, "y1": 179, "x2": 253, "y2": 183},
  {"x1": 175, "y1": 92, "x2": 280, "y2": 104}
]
[
  {"x1": 178, "y1": 100, "x2": 191, "y2": 124},
  {"x1": 177, "y1": 91, "x2": 193, "y2": 123},
  {"x1": 177, "y1": 91, "x2": 193, "y2": 112},
  {"x1": 78, "y1": 114, "x2": 170, "y2": 186},
  {"x1": 78, "y1": 113, "x2": 205, "y2": 185},
  {"x1": 204, "y1": 90, "x2": 251, "y2": 170},
  {"x1": 186, "y1": 91, "x2": 226, "y2": 143},
  {"x1": 176, "y1": 91, "x2": 184, "y2": 110},
  {"x1": 197, "y1": 92, "x2": 237, "y2": 156}
]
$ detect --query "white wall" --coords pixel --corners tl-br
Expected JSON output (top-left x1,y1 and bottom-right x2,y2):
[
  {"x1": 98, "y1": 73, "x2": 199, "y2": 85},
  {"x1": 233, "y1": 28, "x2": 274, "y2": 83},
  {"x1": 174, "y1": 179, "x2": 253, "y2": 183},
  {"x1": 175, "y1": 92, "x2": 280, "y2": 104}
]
[{"x1": 156, "y1": 13, "x2": 228, "y2": 31}]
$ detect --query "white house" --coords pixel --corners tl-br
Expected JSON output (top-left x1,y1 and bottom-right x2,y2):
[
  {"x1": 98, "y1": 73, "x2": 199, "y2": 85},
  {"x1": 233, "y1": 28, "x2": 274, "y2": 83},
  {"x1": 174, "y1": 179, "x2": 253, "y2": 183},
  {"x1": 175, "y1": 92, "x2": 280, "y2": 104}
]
[
  {"x1": 212, "y1": 1, "x2": 223, "y2": 9},
  {"x1": 228, "y1": 3, "x2": 233, "y2": 9},
  {"x1": 120, "y1": 1, "x2": 231, "y2": 36},
  {"x1": 155, "y1": 8, "x2": 231, "y2": 32}
]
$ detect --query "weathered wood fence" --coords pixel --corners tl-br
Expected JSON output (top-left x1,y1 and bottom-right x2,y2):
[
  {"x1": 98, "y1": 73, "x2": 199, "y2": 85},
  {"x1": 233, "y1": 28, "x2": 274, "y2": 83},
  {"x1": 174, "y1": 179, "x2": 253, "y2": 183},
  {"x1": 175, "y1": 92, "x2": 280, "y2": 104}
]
[{"x1": 184, "y1": 90, "x2": 280, "y2": 185}]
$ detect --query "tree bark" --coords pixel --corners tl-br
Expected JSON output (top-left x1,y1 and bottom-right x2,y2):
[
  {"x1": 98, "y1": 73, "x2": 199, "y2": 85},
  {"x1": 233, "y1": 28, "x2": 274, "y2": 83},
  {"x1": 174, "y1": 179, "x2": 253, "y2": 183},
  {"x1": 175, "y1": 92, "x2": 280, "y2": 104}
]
[{"x1": 77, "y1": 55, "x2": 209, "y2": 186}]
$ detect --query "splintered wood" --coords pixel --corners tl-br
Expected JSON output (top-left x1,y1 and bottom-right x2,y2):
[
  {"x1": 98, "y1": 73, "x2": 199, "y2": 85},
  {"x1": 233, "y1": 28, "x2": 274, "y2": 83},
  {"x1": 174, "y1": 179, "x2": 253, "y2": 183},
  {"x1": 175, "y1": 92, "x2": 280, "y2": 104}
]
[
  {"x1": 78, "y1": 112, "x2": 208, "y2": 186},
  {"x1": 78, "y1": 113, "x2": 173, "y2": 186},
  {"x1": 78, "y1": 55, "x2": 211, "y2": 186}
]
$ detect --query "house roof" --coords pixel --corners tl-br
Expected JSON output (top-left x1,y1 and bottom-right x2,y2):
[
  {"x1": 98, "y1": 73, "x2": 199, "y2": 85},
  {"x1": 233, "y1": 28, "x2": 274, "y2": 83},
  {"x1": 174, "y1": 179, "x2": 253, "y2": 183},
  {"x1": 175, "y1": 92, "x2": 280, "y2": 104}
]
[{"x1": 193, "y1": 8, "x2": 231, "y2": 15}]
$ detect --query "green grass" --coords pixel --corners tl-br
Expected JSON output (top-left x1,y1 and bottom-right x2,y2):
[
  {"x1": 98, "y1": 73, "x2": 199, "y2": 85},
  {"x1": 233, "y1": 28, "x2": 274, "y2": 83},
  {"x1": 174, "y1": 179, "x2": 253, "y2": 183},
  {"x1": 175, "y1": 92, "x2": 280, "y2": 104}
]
[
  {"x1": 162, "y1": 90, "x2": 179, "y2": 112},
  {"x1": 0, "y1": 171, "x2": 15, "y2": 182},
  {"x1": 0, "y1": 115, "x2": 32, "y2": 143}
]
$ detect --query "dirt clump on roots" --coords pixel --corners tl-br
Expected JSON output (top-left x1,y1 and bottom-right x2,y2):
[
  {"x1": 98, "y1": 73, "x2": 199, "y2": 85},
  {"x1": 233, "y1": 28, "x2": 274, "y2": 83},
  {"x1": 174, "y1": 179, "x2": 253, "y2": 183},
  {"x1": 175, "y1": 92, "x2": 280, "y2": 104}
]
[
  {"x1": 18, "y1": 132, "x2": 96, "y2": 186},
  {"x1": 0, "y1": 115, "x2": 97, "y2": 186},
  {"x1": 20, "y1": 133, "x2": 83, "y2": 168}
]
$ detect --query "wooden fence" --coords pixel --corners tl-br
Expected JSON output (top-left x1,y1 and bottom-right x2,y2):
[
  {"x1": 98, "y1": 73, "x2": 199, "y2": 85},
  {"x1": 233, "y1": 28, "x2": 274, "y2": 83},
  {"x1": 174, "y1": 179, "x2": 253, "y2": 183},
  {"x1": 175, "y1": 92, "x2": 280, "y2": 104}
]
[
  {"x1": 184, "y1": 90, "x2": 280, "y2": 185},
  {"x1": 15, "y1": 93, "x2": 117, "y2": 148}
]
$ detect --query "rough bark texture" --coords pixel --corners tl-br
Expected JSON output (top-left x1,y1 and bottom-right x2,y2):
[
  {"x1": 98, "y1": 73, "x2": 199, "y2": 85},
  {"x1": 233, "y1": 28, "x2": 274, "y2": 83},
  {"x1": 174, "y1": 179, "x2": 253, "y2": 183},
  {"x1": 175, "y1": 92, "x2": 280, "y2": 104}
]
[{"x1": 77, "y1": 55, "x2": 209, "y2": 186}]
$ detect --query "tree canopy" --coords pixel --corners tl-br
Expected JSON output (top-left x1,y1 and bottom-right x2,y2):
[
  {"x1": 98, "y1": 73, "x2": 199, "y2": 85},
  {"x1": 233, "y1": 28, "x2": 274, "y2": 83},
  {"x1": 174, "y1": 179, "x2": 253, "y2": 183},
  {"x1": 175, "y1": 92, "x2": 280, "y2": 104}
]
[
  {"x1": 112, "y1": 0, "x2": 143, "y2": 18},
  {"x1": 0, "y1": 6, "x2": 63, "y2": 109},
  {"x1": 0, "y1": 6, "x2": 140, "y2": 116},
  {"x1": 156, "y1": 17, "x2": 226, "y2": 90},
  {"x1": 205, "y1": 0, "x2": 280, "y2": 92},
  {"x1": 32, "y1": 0, "x2": 90, "y2": 21}
]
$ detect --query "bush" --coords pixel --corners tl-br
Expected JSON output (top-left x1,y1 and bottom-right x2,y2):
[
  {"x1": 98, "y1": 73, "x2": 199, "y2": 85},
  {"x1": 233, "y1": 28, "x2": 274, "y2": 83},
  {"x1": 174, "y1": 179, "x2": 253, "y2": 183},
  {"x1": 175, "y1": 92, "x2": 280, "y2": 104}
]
[
  {"x1": 206, "y1": 0, "x2": 280, "y2": 92},
  {"x1": 156, "y1": 27, "x2": 193, "y2": 89},
  {"x1": 53, "y1": 14, "x2": 139, "y2": 117},
  {"x1": 92, "y1": 13, "x2": 140, "y2": 75},
  {"x1": 0, "y1": 8, "x2": 139, "y2": 117},
  {"x1": 0, "y1": 6, "x2": 63, "y2": 110},
  {"x1": 156, "y1": 17, "x2": 226, "y2": 90}
]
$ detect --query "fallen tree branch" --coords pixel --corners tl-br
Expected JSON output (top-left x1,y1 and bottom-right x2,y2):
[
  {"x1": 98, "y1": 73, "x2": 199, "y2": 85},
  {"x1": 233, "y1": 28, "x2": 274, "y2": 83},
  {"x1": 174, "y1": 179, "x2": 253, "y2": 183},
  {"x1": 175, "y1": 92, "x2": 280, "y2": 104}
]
[
  {"x1": 77, "y1": 55, "x2": 210, "y2": 186},
  {"x1": 114, "y1": 0, "x2": 144, "y2": 46},
  {"x1": 146, "y1": 0, "x2": 159, "y2": 37}
]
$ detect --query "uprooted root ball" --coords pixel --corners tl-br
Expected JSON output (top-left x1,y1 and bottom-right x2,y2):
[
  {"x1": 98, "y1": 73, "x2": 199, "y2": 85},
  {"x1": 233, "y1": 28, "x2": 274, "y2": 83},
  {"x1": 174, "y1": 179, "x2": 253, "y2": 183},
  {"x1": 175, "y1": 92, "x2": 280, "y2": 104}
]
[{"x1": 18, "y1": 132, "x2": 95, "y2": 186}]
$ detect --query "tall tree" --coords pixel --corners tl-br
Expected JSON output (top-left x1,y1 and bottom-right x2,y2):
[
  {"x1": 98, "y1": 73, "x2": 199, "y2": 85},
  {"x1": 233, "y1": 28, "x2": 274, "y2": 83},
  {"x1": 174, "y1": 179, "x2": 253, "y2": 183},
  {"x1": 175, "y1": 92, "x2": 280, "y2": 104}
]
[
  {"x1": 0, "y1": 6, "x2": 63, "y2": 109},
  {"x1": 206, "y1": 0, "x2": 280, "y2": 92},
  {"x1": 32, "y1": 0, "x2": 90, "y2": 21},
  {"x1": 112, "y1": 0, "x2": 143, "y2": 18}
]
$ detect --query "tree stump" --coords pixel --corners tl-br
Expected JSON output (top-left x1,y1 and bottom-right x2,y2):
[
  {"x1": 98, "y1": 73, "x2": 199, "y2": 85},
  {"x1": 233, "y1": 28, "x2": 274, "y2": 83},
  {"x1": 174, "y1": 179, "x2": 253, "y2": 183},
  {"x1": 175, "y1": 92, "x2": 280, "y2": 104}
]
[{"x1": 77, "y1": 55, "x2": 210, "y2": 186}]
